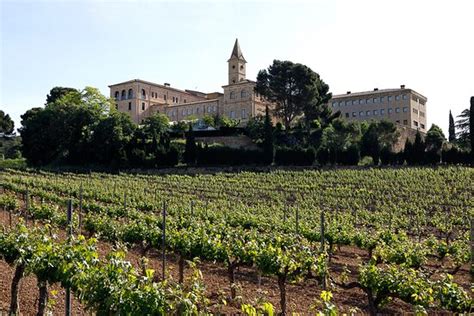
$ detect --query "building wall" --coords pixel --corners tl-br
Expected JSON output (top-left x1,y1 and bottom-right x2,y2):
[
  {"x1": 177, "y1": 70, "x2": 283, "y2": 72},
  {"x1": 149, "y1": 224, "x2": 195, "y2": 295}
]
[{"x1": 329, "y1": 87, "x2": 427, "y2": 132}]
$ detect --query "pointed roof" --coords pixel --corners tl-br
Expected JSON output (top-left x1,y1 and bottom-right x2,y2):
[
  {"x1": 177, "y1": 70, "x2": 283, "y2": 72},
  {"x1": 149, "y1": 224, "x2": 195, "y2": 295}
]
[{"x1": 228, "y1": 38, "x2": 246, "y2": 62}]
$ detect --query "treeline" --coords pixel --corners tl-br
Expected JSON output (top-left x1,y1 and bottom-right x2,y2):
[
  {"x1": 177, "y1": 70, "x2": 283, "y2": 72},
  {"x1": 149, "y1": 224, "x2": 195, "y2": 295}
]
[{"x1": 14, "y1": 84, "x2": 474, "y2": 169}]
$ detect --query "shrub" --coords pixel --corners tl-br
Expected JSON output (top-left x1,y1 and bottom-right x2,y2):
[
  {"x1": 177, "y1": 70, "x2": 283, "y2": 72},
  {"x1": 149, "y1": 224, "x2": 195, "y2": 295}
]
[
  {"x1": 274, "y1": 146, "x2": 315, "y2": 166},
  {"x1": 197, "y1": 145, "x2": 265, "y2": 166}
]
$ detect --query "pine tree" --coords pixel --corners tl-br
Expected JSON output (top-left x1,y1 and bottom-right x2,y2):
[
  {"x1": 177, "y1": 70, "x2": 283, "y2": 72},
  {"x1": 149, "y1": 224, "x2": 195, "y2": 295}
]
[
  {"x1": 263, "y1": 106, "x2": 274, "y2": 164},
  {"x1": 413, "y1": 130, "x2": 426, "y2": 164},
  {"x1": 448, "y1": 110, "x2": 456, "y2": 142},
  {"x1": 184, "y1": 123, "x2": 197, "y2": 165}
]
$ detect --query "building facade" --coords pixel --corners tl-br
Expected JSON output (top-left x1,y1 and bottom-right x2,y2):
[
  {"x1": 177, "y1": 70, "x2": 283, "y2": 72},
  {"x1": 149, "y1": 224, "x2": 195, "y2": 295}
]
[
  {"x1": 109, "y1": 39, "x2": 270, "y2": 125},
  {"x1": 329, "y1": 86, "x2": 427, "y2": 131}
]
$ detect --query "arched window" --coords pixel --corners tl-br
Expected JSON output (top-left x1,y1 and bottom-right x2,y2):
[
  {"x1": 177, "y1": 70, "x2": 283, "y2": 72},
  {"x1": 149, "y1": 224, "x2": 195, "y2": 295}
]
[
  {"x1": 114, "y1": 91, "x2": 119, "y2": 100},
  {"x1": 141, "y1": 89, "x2": 146, "y2": 99},
  {"x1": 121, "y1": 90, "x2": 126, "y2": 100},
  {"x1": 230, "y1": 91, "x2": 235, "y2": 99},
  {"x1": 241, "y1": 90, "x2": 247, "y2": 98},
  {"x1": 128, "y1": 89, "x2": 133, "y2": 99}
]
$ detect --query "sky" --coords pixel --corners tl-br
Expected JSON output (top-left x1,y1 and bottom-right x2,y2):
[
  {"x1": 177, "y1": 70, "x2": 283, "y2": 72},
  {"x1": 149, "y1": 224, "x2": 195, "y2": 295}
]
[{"x1": 1, "y1": 0, "x2": 473, "y2": 135}]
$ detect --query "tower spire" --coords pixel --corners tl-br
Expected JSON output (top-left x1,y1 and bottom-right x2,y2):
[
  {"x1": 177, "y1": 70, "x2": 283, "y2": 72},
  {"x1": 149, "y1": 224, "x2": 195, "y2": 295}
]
[{"x1": 229, "y1": 38, "x2": 246, "y2": 62}]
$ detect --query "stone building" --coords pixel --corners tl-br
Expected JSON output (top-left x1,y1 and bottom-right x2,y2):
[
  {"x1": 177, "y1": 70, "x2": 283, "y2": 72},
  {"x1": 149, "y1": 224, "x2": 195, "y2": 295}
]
[
  {"x1": 109, "y1": 39, "x2": 270, "y2": 125},
  {"x1": 329, "y1": 86, "x2": 428, "y2": 132}
]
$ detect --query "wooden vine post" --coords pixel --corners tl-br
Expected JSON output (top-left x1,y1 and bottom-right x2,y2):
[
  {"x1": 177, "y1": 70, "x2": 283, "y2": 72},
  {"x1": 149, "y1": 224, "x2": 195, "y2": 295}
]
[
  {"x1": 320, "y1": 210, "x2": 326, "y2": 290},
  {"x1": 65, "y1": 200, "x2": 73, "y2": 316},
  {"x1": 78, "y1": 182, "x2": 83, "y2": 232},
  {"x1": 162, "y1": 200, "x2": 167, "y2": 281},
  {"x1": 24, "y1": 188, "x2": 29, "y2": 224}
]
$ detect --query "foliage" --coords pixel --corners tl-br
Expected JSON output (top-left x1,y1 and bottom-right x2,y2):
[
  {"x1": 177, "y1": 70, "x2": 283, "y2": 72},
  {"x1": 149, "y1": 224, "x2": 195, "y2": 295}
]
[
  {"x1": 255, "y1": 60, "x2": 332, "y2": 130},
  {"x1": 0, "y1": 110, "x2": 15, "y2": 134},
  {"x1": 184, "y1": 123, "x2": 197, "y2": 165},
  {"x1": 448, "y1": 110, "x2": 456, "y2": 142},
  {"x1": 263, "y1": 106, "x2": 274, "y2": 164}
]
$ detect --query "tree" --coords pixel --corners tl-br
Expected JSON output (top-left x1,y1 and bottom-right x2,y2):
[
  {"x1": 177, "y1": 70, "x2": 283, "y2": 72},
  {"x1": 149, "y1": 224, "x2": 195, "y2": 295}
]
[
  {"x1": 263, "y1": 106, "x2": 274, "y2": 164},
  {"x1": 0, "y1": 110, "x2": 14, "y2": 134},
  {"x1": 255, "y1": 60, "x2": 331, "y2": 131},
  {"x1": 412, "y1": 130, "x2": 426, "y2": 164},
  {"x1": 455, "y1": 108, "x2": 471, "y2": 150},
  {"x1": 45, "y1": 87, "x2": 78, "y2": 105},
  {"x1": 470, "y1": 97, "x2": 474, "y2": 158},
  {"x1": 425, "y1": 124, "x2": 446, "y2": 164},
  {"x1": 360, "y1": 120, "x2": 399, "y2": 165},
  {"x1": 184, "y1": 123, "x2": 197, "y2": 165},
  {"x1": 90, "y1": 112, "x2": 136, "y2": 168},
  {"x1": 448, "y1": 110, "x2": 456, "y2": 142},
  {"x1": 321, "y1": 119, "x2": 361, "y2": 164},
  {"x1": 425, "y1": 124, "x2": 446, "y2": 152}
]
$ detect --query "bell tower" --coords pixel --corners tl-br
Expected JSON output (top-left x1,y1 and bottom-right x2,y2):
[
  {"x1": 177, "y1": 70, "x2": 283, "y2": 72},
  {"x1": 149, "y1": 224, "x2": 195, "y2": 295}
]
[{"x1": 228, "y1": 38, "x2": 246, "y2": 85}]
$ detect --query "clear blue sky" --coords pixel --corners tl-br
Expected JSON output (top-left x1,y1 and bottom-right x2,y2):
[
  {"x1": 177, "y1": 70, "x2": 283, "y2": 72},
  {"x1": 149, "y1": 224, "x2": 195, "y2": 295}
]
[{"x1": 1, "y1": 0, "x2": 473, "y2": 135}]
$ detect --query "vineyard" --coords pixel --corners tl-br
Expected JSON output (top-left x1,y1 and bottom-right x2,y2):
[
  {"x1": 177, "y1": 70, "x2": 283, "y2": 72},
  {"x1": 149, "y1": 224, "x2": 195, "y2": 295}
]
[{"x1": 0, "y1": 166, "x2": 473, "y2": 315}]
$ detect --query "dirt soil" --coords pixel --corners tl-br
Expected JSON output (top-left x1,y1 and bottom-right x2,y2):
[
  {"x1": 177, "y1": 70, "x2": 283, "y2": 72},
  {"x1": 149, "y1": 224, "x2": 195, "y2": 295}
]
[{"x1": 0, "y1": 210, "x2": 471, "y2": 315}]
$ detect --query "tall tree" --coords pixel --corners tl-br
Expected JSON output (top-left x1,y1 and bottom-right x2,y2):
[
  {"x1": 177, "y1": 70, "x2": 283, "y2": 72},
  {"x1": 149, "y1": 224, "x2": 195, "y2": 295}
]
[
  {"x1": 455, "y1": 108, "x2": 471, "y2": 150},
  {"x1": 263, "y1": 105, "x2": 274, "y2": 164},
  {"x1": 45, "y1": 87, "x2": 78, "y2": 105},
  {"x1": 425, "y1": 124, "x2": 446, "y2": 153},
  {"x1": 470, "y1": 97, "x2": 474, "y2": 157},
  {"x1": 413, "y1": 130, "x2": 426, "y2": 164},
  {"x1": 448, "y1": 110, "x2": 456, "y2": 142},
  {"x1": 255, "y1": 60, "x2": 332, "y2": 131},
  {"x1": 184, "y1": 123, "x2": 197, "y2": 165},
  {"x1": 0, "y1": 110, "x2": 14, "y2": 134}
]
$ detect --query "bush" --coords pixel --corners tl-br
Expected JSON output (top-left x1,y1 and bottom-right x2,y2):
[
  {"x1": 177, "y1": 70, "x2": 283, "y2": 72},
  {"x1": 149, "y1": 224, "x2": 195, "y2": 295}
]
[
  {"x1": 316, "y1": 147, "x2": 330, "y2": 166},
  {"x1": 380, "y1": 147, "x2": 398, "y2": 166},
  {"x1": 274, "y1": 147, "x2": 315, "y2": 166},
  {"x1": 339, "y1": 144, "x2": 360, "y2": 165},
  {"x1": 156, "y1": 144, "x2": 180, "y2": 167},
  {"x1": 197, "y1": 145, "x2": 265, "y2": 166},
  {"x1": 442, "y1": 147, "x2": 471, "y2": 165}
]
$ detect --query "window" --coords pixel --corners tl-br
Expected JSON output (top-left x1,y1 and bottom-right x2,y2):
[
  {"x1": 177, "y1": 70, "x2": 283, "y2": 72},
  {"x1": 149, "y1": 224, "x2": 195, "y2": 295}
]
[
  {"x1": 366, "y1": 110, "x2": 371, "y2": 116},
  {"x1": 420, "y1": 111, "x2": 425, "y2": 118},
  {"x1": 332, "y1": 102, "x2": 337, "y2": 107},
  {"x1": 373, "y1": 98, "x2": 378, "y2": 103},
  {"x1": 403, "y1": 107, "x2": 408, "y2": 112},
  {"x1": 128, "y1": 102, "x2": 131, "y2": 111},
  {"x1": 141, "y1": 103, "x2": 145, "y2": 111},
  {"x1": 128, "y1": 89, "x2": 133, "y2": 99},
  {"x1": 380, "y1": 97, "x2": 385, "y2": 103},
  {"x1": 380, "y1": 109, "x2": 385, "y2": 115},
  {"x1": 345, "y1": 101, "x2": 351, "y2": 106},
  {"x1": 241, "y1": 90, "x2": 247, "y2": 98},
  {"x1": 413, "y1": 108, "x2": 418, "y2": 114},
  {"x1": 230, "y1": 111, "x2": 235, "y2": 118},
  {"x1": 359, "y1": 111, "x2": 364, "y2": 116},
  {"x1": 366, "y1": 98, "x2": 371, "y2": 104},
  {"x1": 395, "y1": 107, "x2": 400, "y2": 113},
  {"x1": 241, "y1": 109, "x2": 246, "y2": 118},
  {"x1": 141, "y1": 89, "x2": 146, "y2": 99},
  {"x1": 414, "y1": 121, "x2": 419, "y2": 127},
  {"x1": 402, "y1": 94, "x2": 408, "y2": 100},
  {"x1": 396, "y1": 120, "x2": 400, "y2": 124},
  {"x1": 345, "y1": 113, "x2": 349, "y2": 118},
  {"x1": 121, "y1": 90, "x2": 126, "y2": 100},
  {"x1": 230, "y1": 91, "x2": 235, "y2": 99},
  {"x1": 388, "y1": 108, "x2": 393, "y2": 114},
  {"x1": 184, "y1": 99, "x2": 187, "y2": 103},
  {"x1": 360, "y1": 99, "x2": 366, "y2": 105},
  {"x1": 395, "y1": 95, "x2": 401, "y2": 100},
  {"x1": 172, "y1": 97, "x2": 175, "y2": 102},
  {"x1": 196, "y1": 108, "x2": 200, "y2": 114},
  {"x1": 114, "y1": 91, "x2": 120, "y2": 100},
  {"x1": 373, "y1": 110, "x2": 378, "y2": 116},
  {"x1": 388, "y1": 96, "x2": 393, "y2": 102},
  {"x1": 420, "y1": 123, "x2": 425, "y2": 129},
  {"x1": 403, "y1": 120, "x2": 408, "y2": 125},
  {"x1": 164, "y1": 95, "x2": 167, "y2": 100},
  {"x1": 182, "y1": 109, "x2": 186, "y2": 116},
  {"x1": 188, "y1": 108, "x2": 192, "y2": 115},
  {"x1": 339, "y1": 101, "x2": 344, "y2": 106},
  {"x1": 352, "y1": 100, "x2": 357, "y2": 105},
  {"x1": 352, "y1": 112, "x2": 357, "y2": 117}
]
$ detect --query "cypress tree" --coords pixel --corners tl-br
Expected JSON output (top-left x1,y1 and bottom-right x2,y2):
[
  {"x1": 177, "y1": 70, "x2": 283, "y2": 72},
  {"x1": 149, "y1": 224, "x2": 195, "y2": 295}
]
[
  {"x1": 448, "y1": 110, "x2": 456, "y2": 142},
  {"x1": 470, "y1": 97, "x2": 474, "y2": 159},
  {"x1": 263, "y1": 105, "x2": 274, "y2": 164},
  {"x1": 413, "y1": 130, "x2": 426, "y2": 164},
  {"x1": 184, "y1": 123, "x2": 197, "y2": 165}
]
